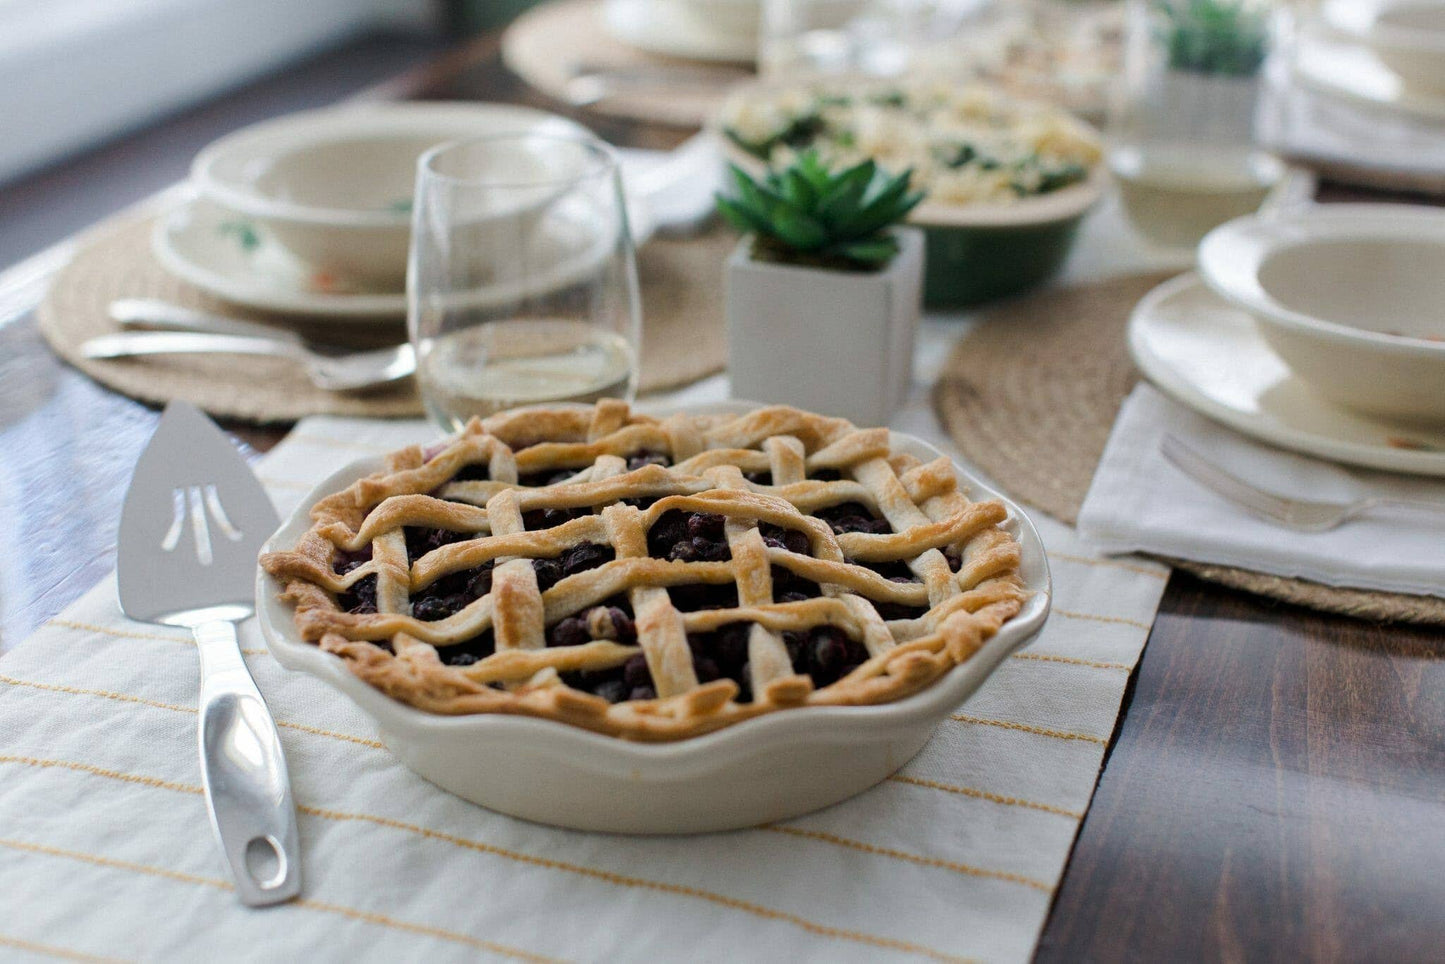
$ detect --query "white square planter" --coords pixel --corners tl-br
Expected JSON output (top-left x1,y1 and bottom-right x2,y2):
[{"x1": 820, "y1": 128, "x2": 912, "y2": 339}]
[{"x1": 725, "y1": 227, "x2": 924, "y2": 427}]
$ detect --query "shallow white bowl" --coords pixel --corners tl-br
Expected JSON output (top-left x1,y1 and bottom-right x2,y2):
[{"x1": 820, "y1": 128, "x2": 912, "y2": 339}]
[
  {"x1": 256, "y1": 407, "x2": 1052, "y2": 834},
  {"x1": 1325, "y1": 0, "x2": 1445, "y2": 92},
  {"x1": 191, "y1": 103, "x2": 592, "y2": 288},
  {"x1": 1198, "y1": 204, "x2": 1445, "y2": 424}
]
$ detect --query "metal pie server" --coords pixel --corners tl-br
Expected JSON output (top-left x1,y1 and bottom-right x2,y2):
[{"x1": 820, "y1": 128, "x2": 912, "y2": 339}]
[{"x1": 117, "y1": 400, "x2": 300, "y2": 906}]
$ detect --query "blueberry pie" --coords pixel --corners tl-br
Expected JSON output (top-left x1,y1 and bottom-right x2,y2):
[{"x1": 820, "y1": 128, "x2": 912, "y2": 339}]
[{"x1": 262, "y1": 401, "x2": 1026, "y2": 741}]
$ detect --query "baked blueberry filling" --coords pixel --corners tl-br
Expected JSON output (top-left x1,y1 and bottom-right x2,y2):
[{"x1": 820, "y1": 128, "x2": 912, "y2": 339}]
[
  {"x1": 405, "y1": 526, "x2": 469, "y2": 563},
  {"x1": 519, "y1": 468, "x2": 579, "y2": 487},
  {"x1": 758, "y1": 522, "x2": 811, "y2": 555},
  {"x1": 783, "y1": 625, "x2": 870, "y2": 687},
  {"x1": 686, "y1": 621, "x2": 754, "y2": 701},
  {"x1": 440, "y1": 629, "x2": 495, "y2": 667},
  {"x1": 545, "y1": 597, "x2": 636, "y2": 648},
  {"x1": 561, "y1": 651, "x2": 655, "y2": 703},
  {"x1": 523, "y1": 507, "x2": 590, "y2": 530},
  {"x1": 411, "y1": 562, "x2": 495, "y2": 621},
  {"x1": 743, "y1": 471, "x2": 772, "y2": 485},
  {"x1": 531, "y1": 540, "x2": 615, "y2": 592},
  {"x1": 944, "y1": 545, "x2": 963, "y2": 572},
  {"x1": 647, "y1": 510, "x2": 732, "y2": 562},
  {"x1": 453, "y1": 463, "x2": 490, "y2": 482},
  {"x1": 809, "y1": 468, "x2": 842, "y2": 482},
  {"x1": 337, "y1": 570, "x2": 378, "y2": 614},
  {"x1": 668, "y1": 582, "x2": 740, "y2": 612},
  {"x1": 814, "y1": 501, "x2": 891, "y2": 535},
  {"x1": 771, "y1": 564, "x2": 822, "y2": 602}
]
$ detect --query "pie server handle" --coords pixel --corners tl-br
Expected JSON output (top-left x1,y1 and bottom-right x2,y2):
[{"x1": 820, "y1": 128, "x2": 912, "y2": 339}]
[{"x1": 194, "y1": 618, "x2": 302, "y2": 906}]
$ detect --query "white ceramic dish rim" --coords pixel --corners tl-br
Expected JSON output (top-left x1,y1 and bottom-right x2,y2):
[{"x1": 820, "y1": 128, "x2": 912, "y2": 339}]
[
  {"x1": 712, "y1": 82, "x2": 1106, "y2": 228},
  {"x1": 191, "y1": 103, "x2": 593, "y2": 227},
  {"x1": 151, "y1": 197, "x2": 408, "y2": 319},
  {"x1": 1323, "y1": 0, "x2": 1445, "y2": 51},
  {"x1": 603, "y1": 0, "x2": 758, "y2": 64},
  {"x1": 1198, "y1": 204, "x2": 1445, "y2": 356},
  {"x1": 1128, "y1": 272, "x2": 1445, "y2": 477},
  {"x1": 255, "y1": 401, "x2": 1053, "y2": 775}
]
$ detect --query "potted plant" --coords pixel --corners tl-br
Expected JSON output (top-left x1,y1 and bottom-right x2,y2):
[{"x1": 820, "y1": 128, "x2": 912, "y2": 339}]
[{"x1": 718, "y1": 152, "x2": 925, "y2": 426}]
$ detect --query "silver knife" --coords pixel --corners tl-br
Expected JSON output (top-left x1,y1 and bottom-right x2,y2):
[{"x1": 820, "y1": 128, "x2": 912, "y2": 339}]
[{"x1": 116, "y1": 400, "x2": 300, "y2": 906}]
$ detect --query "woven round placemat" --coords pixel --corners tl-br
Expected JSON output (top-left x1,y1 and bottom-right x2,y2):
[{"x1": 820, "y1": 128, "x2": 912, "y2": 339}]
[
  {"x1": 38, "y1": 215, "x2": 731, "y2": 424},
  {"x1": 501, "y1": 0, "x2": 750, "y2": 129},
  {"x1": 932, "y1": 270, "x2": 1445, "y2": 625}
]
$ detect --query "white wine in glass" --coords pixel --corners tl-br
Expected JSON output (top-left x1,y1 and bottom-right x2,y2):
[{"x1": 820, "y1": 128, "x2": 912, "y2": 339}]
[{"x1": 408, "y1": 133, "x2": 641, "y2": 431}]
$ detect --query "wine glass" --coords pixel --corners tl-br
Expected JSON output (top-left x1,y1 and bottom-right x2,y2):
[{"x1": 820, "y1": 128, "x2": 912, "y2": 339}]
[{"x1": 408, "y1": 132, "x2": 641, "y2": 431}]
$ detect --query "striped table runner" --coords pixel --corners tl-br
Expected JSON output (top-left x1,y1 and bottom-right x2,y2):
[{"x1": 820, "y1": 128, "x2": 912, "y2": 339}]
[{"x1": 0, "y1": 415, "x2": 1168, "y2": 963}]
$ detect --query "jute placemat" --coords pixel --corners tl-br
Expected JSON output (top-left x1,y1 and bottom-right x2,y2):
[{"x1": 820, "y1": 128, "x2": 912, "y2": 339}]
[
  {"x1": 38, "y1": 215, "x2": 731, "y2": 424},
  {"x1": 501, "y1": 0, "x2": 750, "y2": 129},
  {"x1": 932, "y1": 270, "x2": 1445, "y2": 625}
]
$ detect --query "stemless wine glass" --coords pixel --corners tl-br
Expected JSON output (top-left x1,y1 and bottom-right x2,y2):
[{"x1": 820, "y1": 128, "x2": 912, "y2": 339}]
[{"x1": 408, "y1": 133, "x2": 641, "y2": 431}]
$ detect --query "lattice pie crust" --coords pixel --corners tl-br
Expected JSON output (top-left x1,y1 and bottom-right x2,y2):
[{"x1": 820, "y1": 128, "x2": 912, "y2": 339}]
[{"x1": 262, "y1": 402, "x2": 1026, "y2": 741}]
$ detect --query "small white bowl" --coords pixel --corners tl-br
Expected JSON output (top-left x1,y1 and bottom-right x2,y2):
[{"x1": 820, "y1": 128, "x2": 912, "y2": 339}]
[
  {"x1": 255, "y1": 408, "x2": 1052, "y2": 834},
  {"x1": 191, "y1": 103, "x2": 592, "y2": 288},
  {"x1": 1199, "y1": 204, "x2": 1445, "y2": 425},
  {"x1": 1325, "y1": 0, "x2": 1445, "y2": 92}
]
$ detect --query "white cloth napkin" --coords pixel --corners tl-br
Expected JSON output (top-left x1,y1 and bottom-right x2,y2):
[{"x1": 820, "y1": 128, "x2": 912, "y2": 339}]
[
  {"x1": 1079, "y1": 385, "x2": 1445, "y2": 597},
  {"x1": 0, "y1": 415, "x2": 1167, "y2": 963}
]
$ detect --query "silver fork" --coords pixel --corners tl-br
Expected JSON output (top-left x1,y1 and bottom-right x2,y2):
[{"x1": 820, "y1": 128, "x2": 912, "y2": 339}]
[{"x1": 1161, "y1": 434, "x2": 1445, "y2": 532}]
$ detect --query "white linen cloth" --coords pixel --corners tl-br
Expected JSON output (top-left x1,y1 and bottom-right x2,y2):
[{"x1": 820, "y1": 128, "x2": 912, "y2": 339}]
[
  {"x1": 0, "y1": 409, "x2": 1168, "y2": 963},
  {"x1": 1079, "y1": 385, "x2": 1445, "y2": 597}
]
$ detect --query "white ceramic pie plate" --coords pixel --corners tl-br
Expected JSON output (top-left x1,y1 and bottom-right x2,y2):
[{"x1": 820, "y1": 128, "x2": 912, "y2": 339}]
[
  {"x1": 1129, "y1": 273, "x2": 1445, "y2": 476},
  {"x1": 255, "y1": 403, "x2": 1052, "y2": 833}
]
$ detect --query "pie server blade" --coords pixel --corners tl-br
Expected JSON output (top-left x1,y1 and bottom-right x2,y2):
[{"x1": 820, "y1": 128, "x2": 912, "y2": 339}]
[{"x1": 116, "y1": 400, "x2": 300, "y2": 906}]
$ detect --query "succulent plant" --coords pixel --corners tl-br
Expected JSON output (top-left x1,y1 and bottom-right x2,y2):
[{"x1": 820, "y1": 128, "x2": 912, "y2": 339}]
[
  {"x1": 1160, "y1": 0, "x2": 1269, "y2": 77},
  {"x1": 715, "y1": 151, "x2": 924, "y2": 272}
]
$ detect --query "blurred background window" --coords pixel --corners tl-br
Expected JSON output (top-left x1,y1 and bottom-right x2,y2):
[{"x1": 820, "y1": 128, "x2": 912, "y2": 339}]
[{"x1": 0, "y1": 0, "x2": 442, "y2": 185}]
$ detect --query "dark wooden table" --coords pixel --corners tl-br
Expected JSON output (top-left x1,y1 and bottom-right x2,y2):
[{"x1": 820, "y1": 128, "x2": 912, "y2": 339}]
[{"x1": 2, "y1": 29, "x2": 1442, "y2": 963}]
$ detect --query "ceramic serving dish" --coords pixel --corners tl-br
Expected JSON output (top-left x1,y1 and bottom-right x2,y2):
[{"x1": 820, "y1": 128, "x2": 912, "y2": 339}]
[
  {"x1": 1324, "y1": 0, "x2": 1445, "y2": 92},
  {"x1": 713, "y1": 82, "x2": 1105, "y2": 308},
  {"x1": 1199, "y1": 204, "x2": 1445, "y2": 424},
  {"x1": 256, "y1": 404, "x2": 1052, "y2": 834},
  {"x1": 191, "y1": 103, "x2": 592, "y2": 288}
]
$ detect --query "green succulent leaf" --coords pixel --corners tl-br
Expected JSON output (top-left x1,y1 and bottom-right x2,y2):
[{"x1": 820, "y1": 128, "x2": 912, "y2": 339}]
[
  {"x1": 771, "y1": 208, "x2": 829, "y2": 250},
  {"x1": 780, "y1": 168, "x2": 818, "y2": 209},
  {"x1": 833, "y1": 237, "x2": 900, "y2": 266},
  {"x1": 715, "y1": 194, "x2": 768, "y2": 234},
  {"x1": 716, "y1": 153, "x2": 919, "y2": 269}
]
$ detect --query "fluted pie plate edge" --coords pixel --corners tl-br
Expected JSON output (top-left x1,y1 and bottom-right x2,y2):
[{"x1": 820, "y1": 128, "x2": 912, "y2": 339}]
[{"x1": 255, "y1": 404, "x2": 1052, "y2": 833}]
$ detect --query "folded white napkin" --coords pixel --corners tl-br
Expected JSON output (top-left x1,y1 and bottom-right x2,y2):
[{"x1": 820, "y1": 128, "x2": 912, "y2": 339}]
[
  {"x1": 0, "y1": 414, "x2": 1168, "y2": 963},
  {"x1": 1080, "y1": 385, "x2": 1445, "y2": 597}
]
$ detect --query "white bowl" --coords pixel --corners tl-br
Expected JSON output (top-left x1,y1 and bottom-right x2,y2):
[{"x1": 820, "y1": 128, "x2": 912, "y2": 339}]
[
  {"x1": 1199, "y1": 204, "x2": 1445, "y2": 424},
  {"x1": 191, "y1": 103, "x2": 592, "y2": 288},
  {"x1": 255, "y1": 406, "x2": 1052, "y2": 834},
  {"x1": 1325, "y1": 0, "x2": 1445, "y2": 92}
]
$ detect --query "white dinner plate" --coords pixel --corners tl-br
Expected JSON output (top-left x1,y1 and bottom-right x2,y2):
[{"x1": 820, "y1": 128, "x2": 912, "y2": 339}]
[
  {"x1": 154, "y1": 196, "x2": 411, "y2": 319},
  {"x1": 603, "y1": 0, "x2": 758, "y2": 64},
  {"x1": 154, "y1": 194, "x2": 656, "y2": 321},
  {"x1": 1128, "y1": 273, "x2": 1445, "y2": 477},
  {"x1": 1292, "y1": 25, "x2": 1445, "y2": 122}
]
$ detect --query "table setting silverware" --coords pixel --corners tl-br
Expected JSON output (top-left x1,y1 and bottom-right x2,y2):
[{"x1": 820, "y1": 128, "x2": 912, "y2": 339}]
[
  {"x1": 81, "y1": 331, "x2": 415, "y2": 391},
  {"x1": 1162, "y1": 434, "x2": 1445, "y2": 532},
  {"x1": 117, "y1": 400, "x2": 300, "y2": 906}
]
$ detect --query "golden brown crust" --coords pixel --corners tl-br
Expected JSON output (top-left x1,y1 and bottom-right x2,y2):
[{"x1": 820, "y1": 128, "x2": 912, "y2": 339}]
[{"x1": 262, "y1": 402, "x2": 1027, "y2": 741}]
